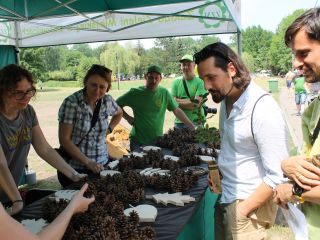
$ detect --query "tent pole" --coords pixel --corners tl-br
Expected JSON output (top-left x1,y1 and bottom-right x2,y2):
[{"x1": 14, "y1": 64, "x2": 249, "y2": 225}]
[
  {"x1": 237, "y1": 31, "x2": 242, "y2": 57},
  {"x1": 14, "y1": 21, "x2": 20, "y2": 64}
]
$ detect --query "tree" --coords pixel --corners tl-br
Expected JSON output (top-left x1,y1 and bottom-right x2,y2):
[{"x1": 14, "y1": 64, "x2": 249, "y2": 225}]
[
  {"x1": 269, "y1": 9, "x2": 305, "y2": 74},
  {"x1": 100, "y1": 42, "x2": 126, "y2": 79},
  {"x1": 196, "y1": 35, "x2": 220, "y2": 51},
  {"x1": 43, "y1": 46, "x2": 67, "y2": 71},
  {"x1": 20, "y1": 48, "x2": 47, "y2": 81},
  {"x1": 76, "y1": 56, "x2": 99, "y2": 85},
  {"x1": 242, "y1": 52, "x2": 255, "y2": 72},
  {"x1": 242, "y1": 26, "x2": 273, "y2": 71},
  {"x1": 72, "y1": 43, "x2": 94, "y2": 58}
]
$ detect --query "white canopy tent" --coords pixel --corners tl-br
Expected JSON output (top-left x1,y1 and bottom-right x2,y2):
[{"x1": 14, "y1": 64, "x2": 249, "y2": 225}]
[{"x1": 0, "y1": 0, "x2": 241, "y2": 48}]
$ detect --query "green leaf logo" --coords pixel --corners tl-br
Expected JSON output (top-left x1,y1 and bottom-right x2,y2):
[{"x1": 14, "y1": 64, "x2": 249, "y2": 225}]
[{"x1": 198, "y1": 1, "x2": 228, "y2": 29}]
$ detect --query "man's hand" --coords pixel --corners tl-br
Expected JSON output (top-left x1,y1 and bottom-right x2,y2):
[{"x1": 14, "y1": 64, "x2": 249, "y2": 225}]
[
  {"x1": 282, "y1": 156, "x2": 320, "y2": 190},
  {"x1": 273, "y1": 183, "x2": 294, "y2": 209}
]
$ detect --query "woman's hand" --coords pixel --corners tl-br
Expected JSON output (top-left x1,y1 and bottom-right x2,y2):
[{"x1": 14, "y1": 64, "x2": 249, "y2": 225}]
[
  {"x1": 70, "y1": 172, "x2": 87, "y2": 182},
  {"x1": 68, "y1": 183, "x2": 95, "y2": 214},
  {"x1": 86, "y1": 161, "x2": 104, "y2": 174},
  {"x1": 8, "y1": 200, "x2": 23, "y2": 216},
  {"x1": 282, "y1": 156, "x2": 320, "y2": 190}
]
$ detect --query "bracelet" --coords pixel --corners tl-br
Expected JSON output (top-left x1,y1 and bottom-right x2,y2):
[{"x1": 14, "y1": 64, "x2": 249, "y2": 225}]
[
  {"x1": 12, "y1": 199, "x2": 23, "y2": 204},
  {"x1": 294, "y1": 195, "x2": 305, "y2": 204}
]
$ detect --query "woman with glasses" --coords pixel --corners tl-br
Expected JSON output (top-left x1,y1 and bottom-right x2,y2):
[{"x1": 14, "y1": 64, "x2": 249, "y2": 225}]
[
  {"x1": 0, "y1": 64, "x2": 87, "y2": 215},
  {"x1": 57, "y1": 64, "x2": 123, "y2": 187}
]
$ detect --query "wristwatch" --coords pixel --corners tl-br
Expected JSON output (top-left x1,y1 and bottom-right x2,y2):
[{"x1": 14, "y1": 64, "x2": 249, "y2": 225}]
[{"x1": 292, "y1": 183, "x2": 305, "y2": 203}]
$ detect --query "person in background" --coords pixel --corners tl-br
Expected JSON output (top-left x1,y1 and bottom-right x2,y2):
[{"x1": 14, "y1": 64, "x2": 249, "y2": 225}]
[
  {"x1": 116, "y1": 65, "x2": 195, "y2": 151},
  {"x1": 285, "y1": 68, "x2": 296, "y2": 92},
  {"x1": 273, "y1": 8, "x2": 320, "y2": 239},
  {"x1": 0, "y1": 64, "x2": 86, "y2": 215},
  {"x1": 195, "y1": 42, "x2": 289, "y2": 240},
  {"x1": 293, "y1": 69, "x2": 307, "y2": 116},
  {"x1": 0, "y1": 183, "x2": 94, "y2": 240},
  {"x1": 171, "y1": 54, "x2": 208, "y2": 128},
  {"x1": 57, "y1": 64, "x2": 123, "y2": 187}
]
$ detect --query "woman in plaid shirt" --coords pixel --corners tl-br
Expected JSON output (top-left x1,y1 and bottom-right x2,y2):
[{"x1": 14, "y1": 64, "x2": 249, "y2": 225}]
[{"x1": 57, "y1": 65, "x2": 123, "y2": 187}]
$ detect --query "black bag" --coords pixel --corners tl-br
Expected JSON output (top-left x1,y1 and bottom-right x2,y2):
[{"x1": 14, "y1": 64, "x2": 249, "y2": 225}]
[{"x1": 55, "y1": 146, "x2": 72, "y2": 162}]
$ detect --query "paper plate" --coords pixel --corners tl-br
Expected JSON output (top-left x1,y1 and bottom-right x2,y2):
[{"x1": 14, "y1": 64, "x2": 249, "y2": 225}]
[
  {"x1": 21, "y1": 218, "x2": 48, "y2": 234},
  {"x1": 124, "y1": 204, "x2": 157, "y2": 222},
  {"x1": 142, "y1": 146, "x2": 161, "y2": 152},
  {"x1": 163, "y1": 155, "x2": 179, "y2": 161},
  {"x1": 100, "y1": 170, "x2": 121, "y2": 177},
  {"x1": 54, "y1": 190, "x2": 79, "y2": 201},
  {"x1": 196, "y1": 155, "x2": 215, "y2": 162},
  {"x1": 131, "y1": 151, "x2": 146, "y2": 158}
]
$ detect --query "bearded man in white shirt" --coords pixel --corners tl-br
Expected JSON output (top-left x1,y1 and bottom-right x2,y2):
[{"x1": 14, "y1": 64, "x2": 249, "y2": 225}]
[{"x1": 195, "y1": 42, "x2": 290, "y2": 240}]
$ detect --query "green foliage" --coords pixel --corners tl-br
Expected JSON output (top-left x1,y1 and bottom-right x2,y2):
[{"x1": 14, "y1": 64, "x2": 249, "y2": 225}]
[
  {"x1": 20, "y1": 48, "x2": 48, "y2": 82},
  {"x1": 269, "y1": 9, "x2": 306, "y2": 74},
  {"x1": 242, "y1": 52, "x2": 255, "y2": 72},
  {"x1": 47, "y1": 70, "x2": 74, "y2": 81},
  {"x1": 76, "y1": 56, "x2": 99, "y2": 86},
  {"x1": 195, "y1": 124, "x2": 220, "y2": 145},
  {"x1": 71, "y1": 43, "x2": 94, "y2": 58},
  {"x1": 43, "y1": 80, "x2": 79, "y2": 88},
  {"x1": 242, "y1": 26, "x2": 273, "y2": 71}
]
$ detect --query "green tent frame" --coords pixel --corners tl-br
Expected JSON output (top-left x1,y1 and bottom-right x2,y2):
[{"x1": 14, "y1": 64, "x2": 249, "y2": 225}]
[{"x1": 0, "y1": 0, "x2": 241, "y2": 65}]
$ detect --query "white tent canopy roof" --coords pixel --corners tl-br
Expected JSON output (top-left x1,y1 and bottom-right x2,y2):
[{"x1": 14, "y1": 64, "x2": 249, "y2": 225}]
[{"x1": 0, "y1": 0, "x2": 241, "y2": 47}]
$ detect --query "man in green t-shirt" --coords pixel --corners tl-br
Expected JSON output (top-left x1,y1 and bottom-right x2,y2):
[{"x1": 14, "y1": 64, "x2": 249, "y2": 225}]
[
  {"x1": 116, "y1": 65, "x2": 195, "y2": 151},
  {"x1": 171, "y1": 54, "x2": 208, "y2": 128},
  {"x1": 273, "y1": 8, "x2": 320, "y2": 240}
]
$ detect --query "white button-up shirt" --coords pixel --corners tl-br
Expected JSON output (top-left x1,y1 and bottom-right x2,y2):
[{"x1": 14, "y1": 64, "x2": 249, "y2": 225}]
[{"x1": 218, "y1": 81, "x2": 289, "y2": 204}]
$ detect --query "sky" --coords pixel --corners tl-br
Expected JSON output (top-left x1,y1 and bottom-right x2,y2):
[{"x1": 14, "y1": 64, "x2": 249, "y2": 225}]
[{"x1": 89, "y1": 0, "x2": 319, "y2": 49}]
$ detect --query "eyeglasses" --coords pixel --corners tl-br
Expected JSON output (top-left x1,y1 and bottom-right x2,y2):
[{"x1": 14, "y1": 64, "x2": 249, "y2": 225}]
[{"x1": 11, "y1": 88, "x2": 36, "y2": 100}]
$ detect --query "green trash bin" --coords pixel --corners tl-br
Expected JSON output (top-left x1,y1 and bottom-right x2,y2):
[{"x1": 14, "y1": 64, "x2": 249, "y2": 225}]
[{"x1": 268, "y1": 79, "x2": 278, "y2": 93}]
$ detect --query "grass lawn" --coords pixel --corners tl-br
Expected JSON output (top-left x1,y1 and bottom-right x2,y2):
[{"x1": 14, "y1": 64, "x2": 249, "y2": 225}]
[{"x1": 24, "y1": 76, "x2": 293, "y2": 239}]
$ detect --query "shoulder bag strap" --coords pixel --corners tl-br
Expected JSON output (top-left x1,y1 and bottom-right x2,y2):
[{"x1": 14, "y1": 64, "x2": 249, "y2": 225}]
[
  {"x1": 311, "y1": 117, "x2": 320, "y2": 145},
  {"x1": 182, "y1": 78, "x2": 192, "y2": 100},
  {"x1": 77, "y1": 98, "x2": 102, "y2": 146},
  {"x1": 251, "y1": 94, "x2": 269, "y2": 143}
]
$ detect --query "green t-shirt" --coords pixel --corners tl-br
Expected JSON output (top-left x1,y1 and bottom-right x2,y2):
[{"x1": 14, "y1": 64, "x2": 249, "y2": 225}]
[
  {"x1": 294, "y1": 76, "x2": 306, "y2": 94},
  {"x1": 116, "y1": 86, "x2": 178, "y2": 145},
  {"x1": 171, "y1": 76, "x2": 207, "y2": 124}
]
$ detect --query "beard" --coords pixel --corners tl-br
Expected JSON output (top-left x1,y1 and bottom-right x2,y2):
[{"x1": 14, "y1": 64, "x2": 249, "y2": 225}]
[
  {"x1": 304, "y1": 64, "x2": 320, "y2": 83},
  {"x1": 209, "y1": 90, "x2": 226, "y2": 103}
]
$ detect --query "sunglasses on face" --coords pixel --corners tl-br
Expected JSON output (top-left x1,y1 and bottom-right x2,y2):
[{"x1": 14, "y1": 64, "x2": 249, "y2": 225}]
[{"x1": 11, "y1": 88, "x2": 36, "y2": 100}]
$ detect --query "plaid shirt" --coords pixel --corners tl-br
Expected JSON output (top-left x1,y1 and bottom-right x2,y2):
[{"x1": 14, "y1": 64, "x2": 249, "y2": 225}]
[{"x1": 58, "y1": 89, "x2": 119, "y2": 170}]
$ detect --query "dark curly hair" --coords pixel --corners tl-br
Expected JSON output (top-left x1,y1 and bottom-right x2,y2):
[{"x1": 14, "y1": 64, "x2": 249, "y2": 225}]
[
  {"x1": 0, "y1": 64, "x2": 35, "y2": 108},
  {"x1": 83, "y1": 64, "x2": 112, "y2": 92},
  {"x1": 194, "y1": 42, "x2": 251, "y2": 90}
]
